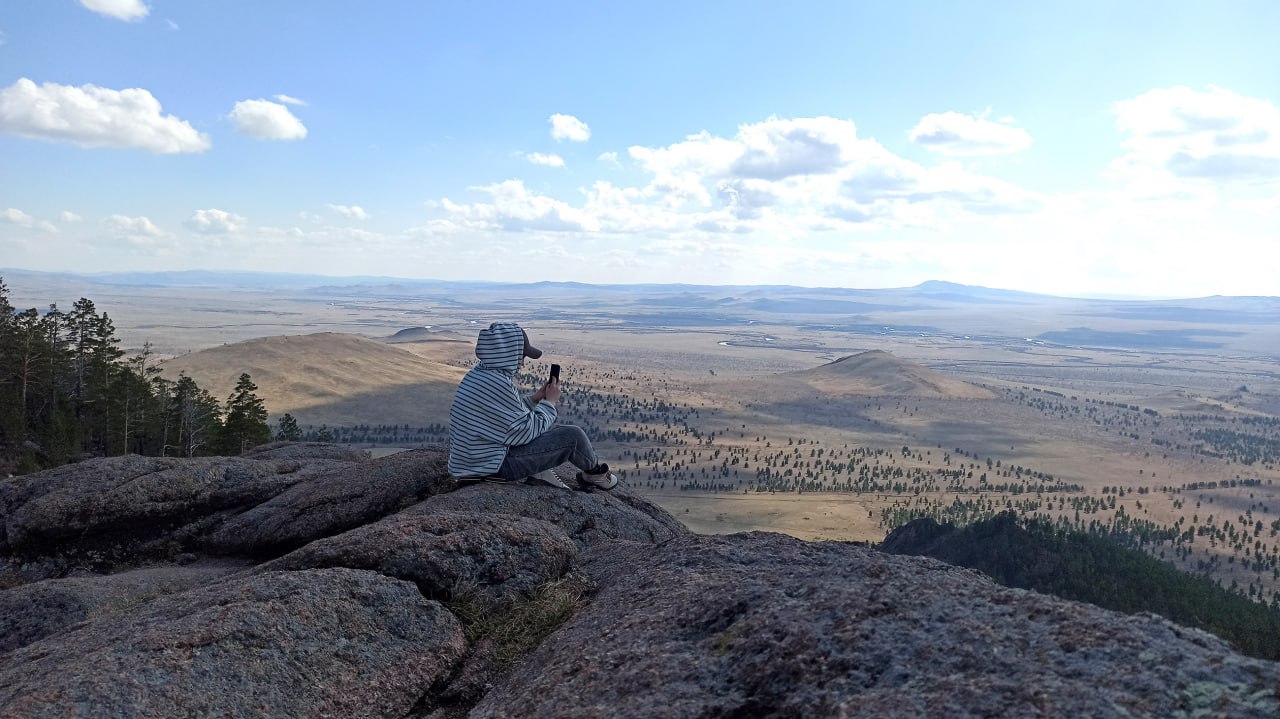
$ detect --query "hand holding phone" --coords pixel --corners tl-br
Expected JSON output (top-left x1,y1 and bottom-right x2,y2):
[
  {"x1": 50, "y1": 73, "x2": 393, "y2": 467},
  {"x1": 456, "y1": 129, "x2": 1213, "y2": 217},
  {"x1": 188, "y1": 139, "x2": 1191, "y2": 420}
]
[{"x1": 543, "y1": 364, "x2": 562, "y2": 403}]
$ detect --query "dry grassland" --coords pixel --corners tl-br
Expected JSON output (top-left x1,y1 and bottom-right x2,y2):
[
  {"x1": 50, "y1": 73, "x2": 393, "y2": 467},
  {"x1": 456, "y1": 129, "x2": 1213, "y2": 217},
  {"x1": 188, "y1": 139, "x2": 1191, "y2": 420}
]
[{"x1": 10, "y1": 276, "x2": 1277, "y2": 603}]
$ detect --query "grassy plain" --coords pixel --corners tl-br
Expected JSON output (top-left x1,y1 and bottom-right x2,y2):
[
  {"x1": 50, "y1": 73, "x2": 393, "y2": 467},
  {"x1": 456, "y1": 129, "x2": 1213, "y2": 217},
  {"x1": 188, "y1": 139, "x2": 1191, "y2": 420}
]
[{"x1": 6, "y1": 272, "x2": 1279, "y2": 602}]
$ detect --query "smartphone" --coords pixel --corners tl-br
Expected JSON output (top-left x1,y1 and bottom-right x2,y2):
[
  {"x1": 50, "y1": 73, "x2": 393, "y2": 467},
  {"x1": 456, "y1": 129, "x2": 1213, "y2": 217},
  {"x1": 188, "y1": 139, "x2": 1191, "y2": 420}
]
[{"x1": 549, "y1": 363, "x2": 561, "y2": 383}]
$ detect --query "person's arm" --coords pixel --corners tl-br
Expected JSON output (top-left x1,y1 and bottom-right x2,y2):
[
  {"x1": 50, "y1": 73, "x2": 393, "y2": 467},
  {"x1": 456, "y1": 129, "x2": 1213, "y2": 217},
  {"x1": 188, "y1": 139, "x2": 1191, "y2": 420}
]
[{"x1": 503, "y1": 378, "x2": 558, "y2": 446}]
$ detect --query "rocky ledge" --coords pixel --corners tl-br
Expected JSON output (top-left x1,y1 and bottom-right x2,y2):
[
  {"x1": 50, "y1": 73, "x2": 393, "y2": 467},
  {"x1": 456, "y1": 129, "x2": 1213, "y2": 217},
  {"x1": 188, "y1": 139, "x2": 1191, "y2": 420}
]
[{"x1": 1, "y1": 444, "x2": 1276, "y2": 718}]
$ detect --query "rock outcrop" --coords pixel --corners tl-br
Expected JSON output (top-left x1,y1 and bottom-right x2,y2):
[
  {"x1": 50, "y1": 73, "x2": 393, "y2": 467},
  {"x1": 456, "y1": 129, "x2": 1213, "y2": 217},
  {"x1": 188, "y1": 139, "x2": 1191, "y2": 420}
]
[
  {"x1": 0, "y1": 452, "x2": 351, "y2": 561},
  {"x1": 257, "y1": 511, "x2": 577, "y2": 604},
  {"x1": 0, "y1": 560, "x2": 248, "y2": 653},
  {"x1": 403, "y1": 481, "x2": 685, "y2": 548},
  {"x1": 2, "y1": 445, "x2": 1277, "y2": 718},
  {"x1": 476, "y1": 532, "x2": 1280, "y2": 718},
  {"x1": 204, "y1": 448, "x2": 454, "y2": 557},
  {"x1": 0, "y1": 569, "x2": 465, "y2": 719}
]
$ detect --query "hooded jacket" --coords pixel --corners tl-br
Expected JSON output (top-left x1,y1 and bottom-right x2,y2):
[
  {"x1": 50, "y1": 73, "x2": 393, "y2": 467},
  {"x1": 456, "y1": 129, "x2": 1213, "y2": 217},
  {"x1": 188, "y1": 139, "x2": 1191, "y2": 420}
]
[{"x1": 447, "y1": 322, "x2": 557, "y2": 476}]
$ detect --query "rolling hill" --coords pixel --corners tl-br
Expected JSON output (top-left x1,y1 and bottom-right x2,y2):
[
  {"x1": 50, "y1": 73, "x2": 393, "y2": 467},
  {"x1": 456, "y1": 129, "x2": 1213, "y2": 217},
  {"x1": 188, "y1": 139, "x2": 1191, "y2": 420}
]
[
  {"x1": 159, "y1": 332, "x2": 465, "y2": 427},
  {"x1": 791, "y1": 350, "x2": 994, "y2": 399}
]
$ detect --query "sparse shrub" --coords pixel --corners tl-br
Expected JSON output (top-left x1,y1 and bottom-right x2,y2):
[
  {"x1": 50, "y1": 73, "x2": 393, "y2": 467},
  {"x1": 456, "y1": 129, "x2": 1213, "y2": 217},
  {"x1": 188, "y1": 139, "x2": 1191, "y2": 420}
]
[{"x1": 445, "y1": 573, "x2": 594, "y2": 665}]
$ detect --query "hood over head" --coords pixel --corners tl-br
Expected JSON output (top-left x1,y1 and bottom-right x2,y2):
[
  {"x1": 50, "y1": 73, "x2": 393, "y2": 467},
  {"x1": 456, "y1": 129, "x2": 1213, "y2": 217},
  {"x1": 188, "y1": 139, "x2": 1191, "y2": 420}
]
[{"x1": 474, "y1": 322, "x2": 542, "y2": 371}]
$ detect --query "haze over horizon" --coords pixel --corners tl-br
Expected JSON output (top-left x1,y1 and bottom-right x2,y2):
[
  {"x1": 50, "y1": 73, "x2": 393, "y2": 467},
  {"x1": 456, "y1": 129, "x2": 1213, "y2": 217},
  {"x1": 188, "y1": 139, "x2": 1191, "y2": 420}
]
[
  {"x1": 6, "y1": 266, "x2": 1277, "y2": 303},
  {"x1": 2, "y1": 1, "x2": 1278, "y2": 298}
]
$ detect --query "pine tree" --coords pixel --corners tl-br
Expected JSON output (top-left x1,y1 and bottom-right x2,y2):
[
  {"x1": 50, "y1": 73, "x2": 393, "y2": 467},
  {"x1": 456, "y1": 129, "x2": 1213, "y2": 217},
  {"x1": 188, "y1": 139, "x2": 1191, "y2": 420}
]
[
  {"x1": 0, "y1": 278, "x2": 19, "y2": 463},
  {"x1": 275, "y1": 412, "x2": 301, "y2": 441},
  {"x1": 220, "y1": 373, "x2": 271, "y2": 454},
  {"x1": 170, "y1": 374, "x2": 221, "y2": 457},
  {"x1": 83, "y1": 310, "x2": 124, "y2": 456},
  {"x1": 118, "y1": 342, "x2": 162, "y2": 455}
]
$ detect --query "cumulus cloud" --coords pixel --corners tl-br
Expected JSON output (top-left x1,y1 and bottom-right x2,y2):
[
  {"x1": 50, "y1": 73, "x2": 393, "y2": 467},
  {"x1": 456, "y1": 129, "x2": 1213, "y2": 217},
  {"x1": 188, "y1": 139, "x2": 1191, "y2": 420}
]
[
  {"x1": 909, "y1": 111, "x2": 1033, "y2": 156},
  {"x1": 625, "y1": 117, "x2": 880, "y2": 210},
  {"x1": 1, "y1": 208, "x2": 57, "y2": 233},
  {"x1": 185, "y1": 208, "x2": 247, "y2": 234},
  {"x1": 60, "y1": 211, "x2": 83, "y2": 223},
  {"x1": 717, "y1": 179, "x2": 780, "y2": 220},
  {"x1": 525, "y1": 152, "x2": 565, "y2": 167},
  {"x1": 598, "y1": 151, "x2": 620, "y2": 166},
  {"x1": 441, "y1": 180, "x2": 599, "y2": 232},
  {"x1": 103, "y1": 214, "x2": 165, "y2": 244},
  {"x1": 433, "y1": 115, "x2": 1042, "y2": 242},
  {"x1": 731, "y1": 116, "x2": 858, "y2": 179},
  {"x1": 327, "y1": 203, "x2": 370, "y2": 220},
  {"x1": 81, "y1": 0, "x2": 149, "y2": 21},
  {"x1": 550, "y1": 113, "x2": 590, "y2": 142},
  {"x1": 0, "y1": 78, "x2": 210, "y2": 153},
  {"x1": 228, "y1": 99, "x2": 307, "y2": 140},
  {"x1": 1112, "y1": 86, "x2": 1280, "y2": 183},
  {"x1": 623, "y1": 116, "x2": 1038, "y2": 219},
  {"x1": 273, "y1": 94, "x2": 307, "y2": 106}
]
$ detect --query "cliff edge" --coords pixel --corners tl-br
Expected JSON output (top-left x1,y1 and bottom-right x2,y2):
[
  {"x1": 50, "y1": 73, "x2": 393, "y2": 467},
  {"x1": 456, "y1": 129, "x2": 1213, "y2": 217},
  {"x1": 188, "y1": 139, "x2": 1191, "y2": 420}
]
[{"x1": 1, "y1": 445, "x2": 1276, "y2": 718}]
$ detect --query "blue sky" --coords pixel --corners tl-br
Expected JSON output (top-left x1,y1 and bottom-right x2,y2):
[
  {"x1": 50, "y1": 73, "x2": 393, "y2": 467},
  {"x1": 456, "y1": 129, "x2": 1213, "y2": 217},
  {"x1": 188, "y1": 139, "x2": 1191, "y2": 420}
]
[{"x1": 1, "y1": 1, "x2": 1278, "y2": 297}]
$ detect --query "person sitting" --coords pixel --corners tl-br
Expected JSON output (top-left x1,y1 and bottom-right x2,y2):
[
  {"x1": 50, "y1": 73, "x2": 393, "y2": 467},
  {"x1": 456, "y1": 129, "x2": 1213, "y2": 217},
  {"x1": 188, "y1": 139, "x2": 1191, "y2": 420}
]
[{"x1": 447, "y1": 321, "x2": 618, "y2": 491}]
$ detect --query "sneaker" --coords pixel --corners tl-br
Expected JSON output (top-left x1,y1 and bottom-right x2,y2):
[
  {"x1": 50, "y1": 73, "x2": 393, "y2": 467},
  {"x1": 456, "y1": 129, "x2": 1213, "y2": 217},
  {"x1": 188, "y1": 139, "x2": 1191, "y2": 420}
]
[
  {"x1": 527, "y1": 468, "x2": 572, "y2": 490},
  {"x1": 576, "y1": 463, "x2": 618, "y2": 491}
]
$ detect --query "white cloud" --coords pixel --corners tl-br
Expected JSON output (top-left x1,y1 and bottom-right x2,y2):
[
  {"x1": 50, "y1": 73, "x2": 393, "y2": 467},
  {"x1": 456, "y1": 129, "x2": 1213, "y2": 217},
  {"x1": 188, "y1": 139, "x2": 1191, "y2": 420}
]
[
  {"x1": 433, "y1": 116, "x2": 1042, "y2": 245},
  {"x1": 525, "y1": 152, "x2": 565, "y2": 167},
  {"x1": 185, "y1": 208, "x2": 247, "y2": 234},
  {"x1": 1, "y1": 208, "x2": 57, "y2": 233},
  {"x1": 625, "y1": 117, "x2": 869, "y2": 210},
  {"x1": 909, "y1": 111, "x2": 1033, "y2": 156},
  {"x1": 441, "y1": 180, "x2": 599, "y2": 232},
  {"x1": 1111, "y1": 86, "x2": 1280, "y2": 183},
  {"x1": 0, "y1": 78, "x2": 210, "y2": 153},
  {"x1": 327, "y1": 203, "x2": 370, "y2": 220},
  {"x1": 228, "y1": 99, "x2": 307, "y2": 140},
  {"x1": 60, "y1": 211, "x2": 83, "y2": 223},
  {"x1": 81, "y1": 0, "x2": 149, "y2": 21},
  {"x1": 622, "y1": 116, "x2": 1037, "y2": 219},
  {"x1": 103, "y1": 214, "x2": 165, "y2": 244},
  {"x1": 165, "y1": 19, "x2": 179, "y2": 31},
  {"x1": 598, "y1": 151, "x2": 620, "y2": 166},
  {"x1": 259, "y1": 224, "x2": 388, "y2": 250},
  {"x1": 273, "y1": 94, "x2": 307, "y2": 106},
  {"x1": 550, "y1": 113, "x2": 590, "y2": 142},
  {"x1": 731, "y1": 116, "x2": 857, "y2": 179}
]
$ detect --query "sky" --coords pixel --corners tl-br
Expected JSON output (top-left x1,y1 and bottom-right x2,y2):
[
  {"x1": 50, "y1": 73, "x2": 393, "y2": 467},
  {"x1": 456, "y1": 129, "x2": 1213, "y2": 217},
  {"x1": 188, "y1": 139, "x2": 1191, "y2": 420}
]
[{"x1": 1, "y1": 1, "x2": 1278, "y2": 298}]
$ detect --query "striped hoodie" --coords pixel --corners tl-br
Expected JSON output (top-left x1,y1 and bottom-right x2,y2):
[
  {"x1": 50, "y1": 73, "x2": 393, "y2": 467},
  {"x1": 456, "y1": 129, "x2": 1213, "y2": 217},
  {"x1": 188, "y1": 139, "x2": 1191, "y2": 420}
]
[{"x1": 447, "y1": 322, "x2": 556, "y2": 476}]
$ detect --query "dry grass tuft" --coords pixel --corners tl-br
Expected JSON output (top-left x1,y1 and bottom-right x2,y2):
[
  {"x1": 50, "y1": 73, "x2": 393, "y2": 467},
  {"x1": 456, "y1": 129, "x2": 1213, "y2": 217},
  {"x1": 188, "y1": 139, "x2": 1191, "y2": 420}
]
[{"x1": 446, "y1": 573, "x2": 595, "y2": 665}]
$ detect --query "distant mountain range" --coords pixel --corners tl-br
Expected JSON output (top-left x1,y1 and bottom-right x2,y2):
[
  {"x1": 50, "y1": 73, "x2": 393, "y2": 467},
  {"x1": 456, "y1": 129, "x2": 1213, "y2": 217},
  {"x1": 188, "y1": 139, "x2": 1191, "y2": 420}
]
[
  {"x1": 6, "y1": 267, "x2": 1276, "y2": 303},
  {"x1": 5, "y1": 268, "x2": 1276, "y2": 355}
]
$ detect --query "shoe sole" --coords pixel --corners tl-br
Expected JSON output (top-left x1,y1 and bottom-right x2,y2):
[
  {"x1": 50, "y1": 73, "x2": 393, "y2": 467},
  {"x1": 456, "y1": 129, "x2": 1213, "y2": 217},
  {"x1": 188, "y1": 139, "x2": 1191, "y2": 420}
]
[
  {"x1": 528, "y1": 469, "x2": 573, "y2": 490},
  {"x1": 575, "y1": 471, "x2": 618, "y2": 491}
]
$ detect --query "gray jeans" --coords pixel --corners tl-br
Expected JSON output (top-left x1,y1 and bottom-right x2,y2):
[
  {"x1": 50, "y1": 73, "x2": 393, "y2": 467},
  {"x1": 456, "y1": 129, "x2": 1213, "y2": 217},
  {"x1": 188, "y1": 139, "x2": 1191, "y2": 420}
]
[{"x1": 497, "y1": 425, "x2": 600, "y2": 480}]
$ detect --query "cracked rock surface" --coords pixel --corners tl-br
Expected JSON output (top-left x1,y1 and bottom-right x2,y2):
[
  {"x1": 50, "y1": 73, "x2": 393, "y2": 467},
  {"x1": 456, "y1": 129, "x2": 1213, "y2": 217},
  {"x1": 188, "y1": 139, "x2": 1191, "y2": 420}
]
[
  {"x1": 0, "y1": 568, "x2": 466, "y2": 719},
  {"x1": 2, "y1": 444, "x2": 1278, "y2": 718},
  {"x1": 474, "y1": 532, "x2": 1280, "y2": 719}
]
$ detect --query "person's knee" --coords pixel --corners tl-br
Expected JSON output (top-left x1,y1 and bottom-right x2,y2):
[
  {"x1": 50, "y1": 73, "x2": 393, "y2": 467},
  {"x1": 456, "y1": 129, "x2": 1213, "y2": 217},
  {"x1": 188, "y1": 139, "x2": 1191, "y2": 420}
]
[{"x1": 560, "y1": 424, "x2": 592, "y2": 447}]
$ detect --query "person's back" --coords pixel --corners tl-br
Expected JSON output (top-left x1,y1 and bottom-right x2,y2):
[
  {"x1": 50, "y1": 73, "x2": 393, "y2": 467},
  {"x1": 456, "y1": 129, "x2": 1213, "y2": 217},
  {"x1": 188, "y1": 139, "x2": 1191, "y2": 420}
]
[
  {"x1": 447, "y1": 322, "x2": 555, "y2": 477},
  {"x1": 447, "y1": 322, "x2": 618, "y2": 491}
]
